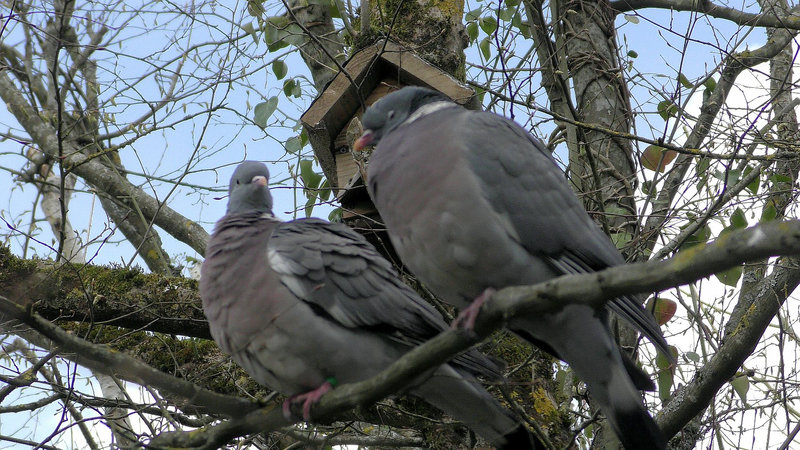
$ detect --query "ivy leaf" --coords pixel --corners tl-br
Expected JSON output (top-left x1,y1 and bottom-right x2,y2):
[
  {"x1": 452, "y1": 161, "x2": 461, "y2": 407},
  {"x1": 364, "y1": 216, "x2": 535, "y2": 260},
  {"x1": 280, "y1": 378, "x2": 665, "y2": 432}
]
[
  {"x1": 299, "y1": 159, "x2": 321, "y2": 191},
  {"x1": 624, "y1": 14, "x2": 639, "y2": 24},
  {"x1": 704, "y1": 77, "x2": 717, "y2": 93},
  {"x1": 465, "y1": 8, "x2": 482, "y2": 21},
  {"x1": 466, "y1": 22, "x2": 479, "y2": 43},
  {"x1": 511, "y1": 12, "x2": 531, "y2": 38},
  {"x1": 328, "y1": 207, "x2": 343, "y2": 223},
  {"x1": 247, "y1": 0, "x2": 265, "y2": 17},
  {"x1": 743, "y1": 165, "x2": 760, "y2": 195},
  {"x1": 479, "y1": 37, "x2": 492, "y2": 60},
  {"x1": 253, "y1": 96, "x2": 279, "y2": 128},
  {"x1": 242, "y1": 22, "x2": 258, "y2": 44},
  {"x1": 678, "y1": 73, "x2": 694, "y2": 88},
  {"x1": 730, "y1": 207, "x2": 747, "y2": 229},
  {"x1": 285, "y1": 135, "x2": 303, "y2": 154},
  {"x1": 761, "y1": 200, "x2": 778, "y2": 222},
  {"x1": 679, "y1": 223, "x2": 711, "y2": 250},
  {"x1": 318, "y1": 178, "x2": 332, "y2": 201},
  {"x1": 273, "y1": 59, "x2": 288, "y2": 80},
  {"x1": 498, "y1": 7, "x2": 514, "y2": 21},
  {"x1": 730, "y1": 374, "x2": 749, "y2": 403},
  {"x1": 480, "y1": 16, "x2": 498, "y2": 35},
  {"x1": 283, "y1": 78, "x2": 296, "y2": 97},
  {"x1": 657, "y1": 100, "x2": 679, "y2": 120},
  {"x1": 715, "y1": 264, "x2": 742, "y2": 287},
  {"x1": 655, "y1": 346, "x2": 677, "y2": 402},
  {"x1": 610, "y1": 231, "x2": 632, "y2": 250}
]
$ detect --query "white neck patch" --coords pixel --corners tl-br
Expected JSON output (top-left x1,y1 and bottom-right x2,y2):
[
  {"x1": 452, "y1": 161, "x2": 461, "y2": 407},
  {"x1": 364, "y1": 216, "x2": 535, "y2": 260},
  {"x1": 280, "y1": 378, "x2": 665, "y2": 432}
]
[{"x1": 402, "y1": 101, "x2": 456, "y2": 126}]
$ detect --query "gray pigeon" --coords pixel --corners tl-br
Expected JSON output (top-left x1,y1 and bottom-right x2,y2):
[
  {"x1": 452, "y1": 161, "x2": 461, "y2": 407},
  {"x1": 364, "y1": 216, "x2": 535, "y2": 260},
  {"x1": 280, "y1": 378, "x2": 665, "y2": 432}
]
[
  {"x1": 200, "y1": 161, "x2": 541, "y2": 449},
  {"x1": 355, "y1": 87, "x2": 669, "y2": 450}
]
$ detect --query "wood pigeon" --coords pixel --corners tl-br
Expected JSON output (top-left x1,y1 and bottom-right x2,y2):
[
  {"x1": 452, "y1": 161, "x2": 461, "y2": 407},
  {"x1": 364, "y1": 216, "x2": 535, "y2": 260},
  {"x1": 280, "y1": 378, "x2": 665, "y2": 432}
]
[
  {"x1": 354, "y1": 87, "x2": 669, "y2": 450},
  {"x1": 199, "y1": 161, "x2": 541, "y2": 449}
]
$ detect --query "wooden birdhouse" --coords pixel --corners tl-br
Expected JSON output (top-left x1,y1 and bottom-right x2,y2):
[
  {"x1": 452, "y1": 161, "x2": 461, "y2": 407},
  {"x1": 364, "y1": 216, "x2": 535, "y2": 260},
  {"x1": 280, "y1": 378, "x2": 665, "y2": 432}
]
[{"x1": 301, "y1": 39, "x2": 479, "y2": 228}]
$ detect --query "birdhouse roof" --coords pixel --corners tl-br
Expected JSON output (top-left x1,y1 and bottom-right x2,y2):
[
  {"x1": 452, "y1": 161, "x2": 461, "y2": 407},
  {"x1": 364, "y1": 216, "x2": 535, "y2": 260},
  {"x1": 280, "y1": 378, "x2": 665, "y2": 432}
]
[{"x1": 301, "y1": 39, "x2": 478, "y2": 196}]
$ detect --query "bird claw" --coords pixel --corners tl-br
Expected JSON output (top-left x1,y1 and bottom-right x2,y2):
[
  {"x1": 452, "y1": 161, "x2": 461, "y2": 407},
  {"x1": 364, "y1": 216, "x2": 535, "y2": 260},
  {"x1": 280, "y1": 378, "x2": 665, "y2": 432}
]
[
  {"x1": 282, "y1": 381, "x2": 334, "y2": 421},
  {"x1": 451, "y1": 288, "x2": 496, "y2": 331}
]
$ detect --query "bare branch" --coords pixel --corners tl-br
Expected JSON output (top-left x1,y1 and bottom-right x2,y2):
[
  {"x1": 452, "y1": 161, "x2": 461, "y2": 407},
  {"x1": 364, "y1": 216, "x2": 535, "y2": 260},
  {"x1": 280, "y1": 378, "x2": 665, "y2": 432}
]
[{"x1": 610, "y1": 0, "x2": 800, "y2": 30}]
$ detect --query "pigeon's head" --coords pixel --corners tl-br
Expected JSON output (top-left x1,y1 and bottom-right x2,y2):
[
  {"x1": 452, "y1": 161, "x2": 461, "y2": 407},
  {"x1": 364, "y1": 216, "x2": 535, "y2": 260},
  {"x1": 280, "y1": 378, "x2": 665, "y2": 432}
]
[
  {"x1": 354, "y1": 86, "x2": 451, "y2": 151},
  {"x1": 226, "y1": 161, "x2": 274, "y2": 214}
]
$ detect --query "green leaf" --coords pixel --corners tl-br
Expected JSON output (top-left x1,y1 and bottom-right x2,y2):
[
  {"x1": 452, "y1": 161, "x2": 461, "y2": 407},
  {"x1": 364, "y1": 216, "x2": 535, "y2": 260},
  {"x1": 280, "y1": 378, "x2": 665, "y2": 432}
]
[
  {"x1": 730, "y1": 207, "x2": 747, "y2": 229},
  {"x1": 318, "y1": 178, "x2": 332, "y2": 201},
  {"x1": 769, "y1": 173, "x2": 793, "y2": 184},
  {"x1": 465, "y1": 7, "x2": 482, "y2": 21},
  {"x1": 657, "y1": 368, "x2": 673, "y2": 402},
  {"x1": 498, "y1": 7, "x2": 514, "y2": 22},
  {"x1": 655, "y1": 346, "x2": 677, "y2": 402},
  {"x1": 628, "y1": 50, "x2": 638, "y2": 58},
  {"x1": 300, "y1": 128, "x2": 309, "y2": 147},
  {"x1": 285, "y1": 135, "x2": 303, "y2": 154},
  {"x1": 253, "y1": 96, "x2": 279, "y2": 128},
  {"x1": 761, "y1": 200, "x2": 778, "y2": 222},
  {"x1": 265, "y1": 16, "x2": 304, "y2": 51},
  {"x1": 479, "y1": 16, "x2": 497, "y2": 35},
  {"x1": 641, "y1": 180, "x2": 652, "y2": 194},
  {"x1": 678, "y1": 73, "x2": 694, "y2": 88},
  {"x1": 299, "y1": 159, "x2": 322, "y2": 218},
  {"x1": 283, "y1": 78, "x2": 296, "y2": 97},
  {"x1": 479, "y1": 37, "x2": 491, "y2": 60},
  {"x1": 730, "y1": 374, "x2": 749, "y2": 403},
  {"x1": 265, "y1": 16, "x2": 289, "y2": 44},
  {"x1": 328, "y1": 207, "x2": 343, "y2": 223},
  {"x1": 466, "y1": 22, "x2": 479, "y2": 43},
  {"x1": 510, "y1": 11, "x2": 530, "y2": 37},
  {"x1": 610, "y1": 231, "x2": 632, "y2": 250},
  {"x1": 685, "y1": 351, "x2": 700, "y2": 363},
  {"x1": 695, "y1": 156, "x2": 710, "y2": 176},
  {"x1": 656, "y1": 345, "x2": 678, "y2": 370},
  {"x1": 242, "y1": 22, "x2": 258, "y2": 44},
  {"x1": 704, "y1": 77, "x2": 717, "y2": 93},
  {"x1": 715, "y1": 264, "x2": 742, "y2": 287},
  {"x1": 247, "y1": 0, "x2": 265, "y2": 17},
  {"x1": 273, "y1": 59, "x2": 288, "y2": 80},
  {"x1": 327, "y1": 0, "x2": 341, "y2": 18},
  {"x1": 743, "y1": 165, "x2": 760, "y2": 195},
  {"x1": 299, "y1": 159, "x2": 321, "y2": 191},
  {"x1": 679, "y1": 223, "x2": 711, "y2": 250},
  {"x1": 304, "y1": 195, "x2": 316, "y2": 217},
  {"x1": 657, "y1": 100, "x2": 679, "y2": 120},
  {"x1": 624, "y1": 14, "x2": 639, "y2": 24}
]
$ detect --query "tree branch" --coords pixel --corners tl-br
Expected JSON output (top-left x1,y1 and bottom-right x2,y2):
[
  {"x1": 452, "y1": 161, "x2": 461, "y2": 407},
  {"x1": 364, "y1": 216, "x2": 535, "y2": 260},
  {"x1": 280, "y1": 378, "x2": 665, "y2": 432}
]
[
  {"x1": 0, "y1": 72, "x2": 209, "y2": 255},
  {"x1": 0, "y1": 295, "x2": 257, "y2": 419},
  {"x1": 610, "y1": 0, "x2": 800, "y2": 30},
  {"x1": 147, "y1": 219, "x2": 800, "y2": 448},
  {"x1": 641, "y1": 22, "x2": 798, "y2": 255}
]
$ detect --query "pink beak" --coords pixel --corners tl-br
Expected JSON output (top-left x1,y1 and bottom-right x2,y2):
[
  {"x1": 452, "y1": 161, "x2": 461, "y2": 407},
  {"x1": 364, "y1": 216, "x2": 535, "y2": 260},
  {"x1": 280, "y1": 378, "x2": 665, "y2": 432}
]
[
  {"x1": 353, "y1": 131, "x2": 374, "y2": 152},
  {"x1": 252, "y1": 175, "x2": 268, "y2": 187}
]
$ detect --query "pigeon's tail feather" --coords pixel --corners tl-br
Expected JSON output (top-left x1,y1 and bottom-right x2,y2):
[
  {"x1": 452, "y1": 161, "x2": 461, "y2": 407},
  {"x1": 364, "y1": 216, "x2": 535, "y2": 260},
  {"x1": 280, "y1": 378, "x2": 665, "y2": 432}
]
[
  {"x1": 411, "y1": 366, "x2": 542, "y2": 449},
  {"x1": 513, "y1": 311, "x2": 666, "y2": 450}
]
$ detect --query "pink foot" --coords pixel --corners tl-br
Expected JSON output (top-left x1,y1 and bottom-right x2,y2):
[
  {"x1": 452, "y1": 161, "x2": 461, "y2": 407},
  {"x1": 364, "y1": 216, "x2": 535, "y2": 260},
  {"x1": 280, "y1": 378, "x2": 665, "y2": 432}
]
[
  {"x1": 451, "y1": 288, "x2": 496, "y2": 331},
  {"x1": 282, "y1": 380, "x2": 334, "y2": 421}
]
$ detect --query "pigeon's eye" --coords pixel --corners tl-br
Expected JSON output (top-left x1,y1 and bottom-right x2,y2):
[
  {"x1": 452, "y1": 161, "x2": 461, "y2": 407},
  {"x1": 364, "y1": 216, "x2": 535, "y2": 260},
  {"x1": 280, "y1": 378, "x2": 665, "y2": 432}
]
[{"x1": 387, "y1": 110, "x2": 395, "y2": 120}]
